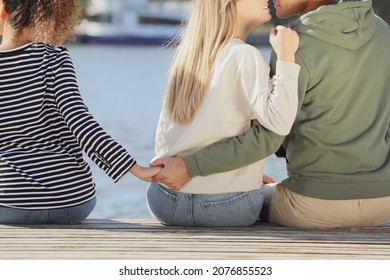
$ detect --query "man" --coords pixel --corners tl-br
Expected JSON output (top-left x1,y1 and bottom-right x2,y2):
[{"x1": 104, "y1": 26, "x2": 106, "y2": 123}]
[{"x1": 151, "y1": 0, "x2": 390, "y2": 228}]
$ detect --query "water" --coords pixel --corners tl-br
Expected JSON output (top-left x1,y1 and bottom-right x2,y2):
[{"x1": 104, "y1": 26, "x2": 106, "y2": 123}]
[{"x1": 67, "y1": 44, "x2": 287, "y2": 219}]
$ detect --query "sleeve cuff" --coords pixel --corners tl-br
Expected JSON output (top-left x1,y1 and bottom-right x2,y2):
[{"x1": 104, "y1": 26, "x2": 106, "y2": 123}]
[
  {"x1": 275, "y1": 60, "x2": 301, "y2": 79},
  {"x1": 113, "y1": 159, "x2": 137, "y2": 183}
]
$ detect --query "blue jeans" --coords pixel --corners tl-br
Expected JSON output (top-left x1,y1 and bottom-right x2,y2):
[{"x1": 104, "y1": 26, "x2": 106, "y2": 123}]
[
  {"x1": 147, "y1": 183, "x2": 264, "y2": 227},
  {"x1": 0, "y1": 197, "x2": 96, "y2": 225}
]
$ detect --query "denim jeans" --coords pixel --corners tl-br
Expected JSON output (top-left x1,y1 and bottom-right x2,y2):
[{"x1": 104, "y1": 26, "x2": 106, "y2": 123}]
[
  {"x1": 147, "y1": 183, "x2": 264, "y2": 227},
  {"x1": 0, "y1": 197, "x2": 96, "y2": 225}
]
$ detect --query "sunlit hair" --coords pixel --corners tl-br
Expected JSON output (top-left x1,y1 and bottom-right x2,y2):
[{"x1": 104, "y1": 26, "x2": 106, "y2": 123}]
[
  {"x1": 2, "y1": 0, "x2": 81, "y2": 45},
  {"x1": 165, "y1": 0, "x2": 238, "y2": 124}
]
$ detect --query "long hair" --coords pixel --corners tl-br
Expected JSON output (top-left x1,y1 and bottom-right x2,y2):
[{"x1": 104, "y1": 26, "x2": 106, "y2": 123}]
[
  {"x1": 3, "y1": 0, "x2": 81, "y2": 45},
  {"x1": 165, "y1": 0, "x2": 238, "y2": 124}
]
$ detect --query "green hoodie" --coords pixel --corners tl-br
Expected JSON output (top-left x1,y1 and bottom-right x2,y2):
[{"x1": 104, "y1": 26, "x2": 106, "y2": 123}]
[{"x1": 184, "y1": 0, "x2": 390, "y2": 200}]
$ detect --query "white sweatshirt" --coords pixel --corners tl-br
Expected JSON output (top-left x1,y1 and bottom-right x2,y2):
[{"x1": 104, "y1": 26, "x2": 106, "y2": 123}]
[{"x1": 154, "y1": 39, "x2": 300, "y2": 194}]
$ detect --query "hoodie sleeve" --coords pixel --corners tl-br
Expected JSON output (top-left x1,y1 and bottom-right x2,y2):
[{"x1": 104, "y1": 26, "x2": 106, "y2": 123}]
[{"x1": 184, "y1": 119, "x2": 284, "y2": 177}]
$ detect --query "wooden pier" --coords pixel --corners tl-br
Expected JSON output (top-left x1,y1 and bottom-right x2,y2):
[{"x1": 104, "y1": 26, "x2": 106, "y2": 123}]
[{"x1": 1, "y1": 219, "x2": 389, "y2": 259}]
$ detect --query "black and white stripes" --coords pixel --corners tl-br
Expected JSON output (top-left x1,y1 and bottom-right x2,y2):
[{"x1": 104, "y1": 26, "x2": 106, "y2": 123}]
[{"x1": 0, "y1": 43, "x2": 135, "y2": 209}]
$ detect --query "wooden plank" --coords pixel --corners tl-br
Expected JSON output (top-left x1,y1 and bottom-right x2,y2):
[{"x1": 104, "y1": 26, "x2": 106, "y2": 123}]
[{"x1": 0, "y1": 219, "x2": 389, "y2": 260}]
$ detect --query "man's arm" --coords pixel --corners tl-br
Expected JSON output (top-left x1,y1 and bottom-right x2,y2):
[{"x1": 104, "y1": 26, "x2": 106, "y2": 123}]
[
  {"x1": 184, "y1": 120, "x2": 284, "y2": 177},
  {"x1": 151, "y1": 121, "x2": 283, "y2": 189}
]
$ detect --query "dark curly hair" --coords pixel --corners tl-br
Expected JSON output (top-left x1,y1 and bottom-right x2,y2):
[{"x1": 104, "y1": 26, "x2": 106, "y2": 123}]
[{"x1": 3, "y1": 0, "x2": 81, "y2": 45}]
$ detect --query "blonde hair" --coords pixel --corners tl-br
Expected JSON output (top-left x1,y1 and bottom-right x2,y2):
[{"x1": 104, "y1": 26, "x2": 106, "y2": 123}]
[
  {"x1": 3, "y1": 0, "x2": 81, "y2": 45},
  {"x1": 165, "y1": 0, "x2": 238, "y2": 124}
]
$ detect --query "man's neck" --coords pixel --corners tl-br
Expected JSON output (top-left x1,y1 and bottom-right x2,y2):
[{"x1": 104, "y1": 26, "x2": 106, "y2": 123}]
[{"x1": 302, "y1": 0, "x2": 339, "y2": 15}]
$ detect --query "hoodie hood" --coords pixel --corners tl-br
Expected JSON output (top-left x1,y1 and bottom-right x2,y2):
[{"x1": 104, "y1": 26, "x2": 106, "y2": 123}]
[{"x1": 291, "y1": 0, "x2": 376, "y2": 50}]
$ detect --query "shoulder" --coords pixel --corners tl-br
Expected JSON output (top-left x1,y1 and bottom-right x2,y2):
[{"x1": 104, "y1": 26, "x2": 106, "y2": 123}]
[
  {"x1": 33, "y1": 44, "x2": 76, "y2": 77},
  {"x1": 41, "y1": 44, "x2": 75, "y2": 72},
  {"x1": 227, "y1": 40, "x2": 263, "y2": 58},
  {"x1": 38, "y1": 43, "x2": 72, "y2": 62},
  {"x1": 375, "y1": 15, "x2": 390, "y2": 32},
  {"x1": 35, "y1": 43, "x2": 67, "y2": 54},
  {"x1": 225, "y1": 39, "x2": 267, "y2": 69}
]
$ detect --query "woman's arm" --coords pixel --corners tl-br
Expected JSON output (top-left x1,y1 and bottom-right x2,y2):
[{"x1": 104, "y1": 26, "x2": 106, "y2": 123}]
[
  {"x1": 53, "y1": 49, "x2": 136, "y2": 182},
  {"x1": 240, "y1": 26, "x2": 300, "y2": 136}
]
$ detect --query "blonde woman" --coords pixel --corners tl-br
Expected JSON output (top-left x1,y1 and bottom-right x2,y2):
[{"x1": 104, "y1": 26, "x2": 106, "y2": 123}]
[{"x1": 147, "y1": 0, "x2": 300, "y2": 227}]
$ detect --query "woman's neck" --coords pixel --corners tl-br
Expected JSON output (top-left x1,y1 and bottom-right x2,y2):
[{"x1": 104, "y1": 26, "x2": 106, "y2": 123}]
[
  {"x1": 0, "y1": 23, "x2": 31, "y2": 51},
  {"x1": 235, "y1": 30, "x2": 248, "y2": 42},
  {"x1": 235, "y1": 21, "x2": 253, "y2": 42}
]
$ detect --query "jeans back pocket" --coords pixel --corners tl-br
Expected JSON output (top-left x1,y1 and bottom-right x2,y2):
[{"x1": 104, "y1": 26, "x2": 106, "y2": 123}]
[{"x1": 201, "y1": 190, "x2": 264, "y2": 227}]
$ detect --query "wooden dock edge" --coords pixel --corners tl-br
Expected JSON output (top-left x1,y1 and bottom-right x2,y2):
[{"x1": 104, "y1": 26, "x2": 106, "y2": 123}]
[{"x1": 1, "y1": 219, "x2": 389, "y2": 259}]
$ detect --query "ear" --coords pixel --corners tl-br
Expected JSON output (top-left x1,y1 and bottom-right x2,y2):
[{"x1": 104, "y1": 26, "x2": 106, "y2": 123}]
[{"x1": 0, "y1": 4, "x2": 7, "y2": 19}]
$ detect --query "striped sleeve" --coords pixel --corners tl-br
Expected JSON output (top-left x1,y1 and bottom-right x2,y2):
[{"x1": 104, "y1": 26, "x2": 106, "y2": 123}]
[{"x1": 52, "y1": 49, "x2": 136, "y2": 182}]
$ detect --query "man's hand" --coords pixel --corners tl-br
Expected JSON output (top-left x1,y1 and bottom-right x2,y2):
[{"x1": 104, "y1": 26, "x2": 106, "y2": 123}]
[{"x1": 150, "y1": 157, "x2": 190, "y2": 190}]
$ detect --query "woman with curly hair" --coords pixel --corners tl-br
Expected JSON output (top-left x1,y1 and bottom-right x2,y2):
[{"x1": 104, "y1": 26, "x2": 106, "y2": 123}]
[{"x1": 0, "y1": 0, "x2": 160, "y2": 224}]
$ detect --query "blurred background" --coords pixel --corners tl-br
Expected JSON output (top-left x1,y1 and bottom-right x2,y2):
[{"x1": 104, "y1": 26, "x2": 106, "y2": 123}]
[
  {"x1": 77, "y1": 0, "x2": 390, "y2": 31},
  {"x1": 75, "y1": 0, "x2": 389, "y2": 46}
]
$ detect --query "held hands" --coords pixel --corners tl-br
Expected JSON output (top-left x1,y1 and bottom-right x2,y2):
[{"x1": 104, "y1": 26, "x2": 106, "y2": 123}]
[
  {"x1": 150, "y1": 157, "x2": 190, "y2": 190},
  {"x1": 130, "y1": 157, "x2": 190, "y2": 188},
  {"x1": 269, "y1": 25, "x2": 299, "y2": 63},
  {"x1": 129, "y1": 164, "x2": 162, "y2": 182}
]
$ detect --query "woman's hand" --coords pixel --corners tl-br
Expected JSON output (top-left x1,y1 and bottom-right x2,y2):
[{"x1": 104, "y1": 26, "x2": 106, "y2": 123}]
[
  {"x1": 129, "y1": 164, "x2": 162, "y2": 182},
  {"x1": 269, "y1": 25, "x2": 300, "y2": 63}
]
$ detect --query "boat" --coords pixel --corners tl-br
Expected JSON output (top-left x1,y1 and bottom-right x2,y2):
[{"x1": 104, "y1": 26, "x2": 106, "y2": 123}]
[
  {"x1": 76, "y1": 0, "x2": 188, "y2": 45},
  {"x1": 76, "y1": 0, "x2": 269, "y2": 46}
]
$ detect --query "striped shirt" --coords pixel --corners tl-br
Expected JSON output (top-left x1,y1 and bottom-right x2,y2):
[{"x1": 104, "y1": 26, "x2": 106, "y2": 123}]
[{"x1": 0, "y1": 43, "x2": 136, "y2": 209}]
